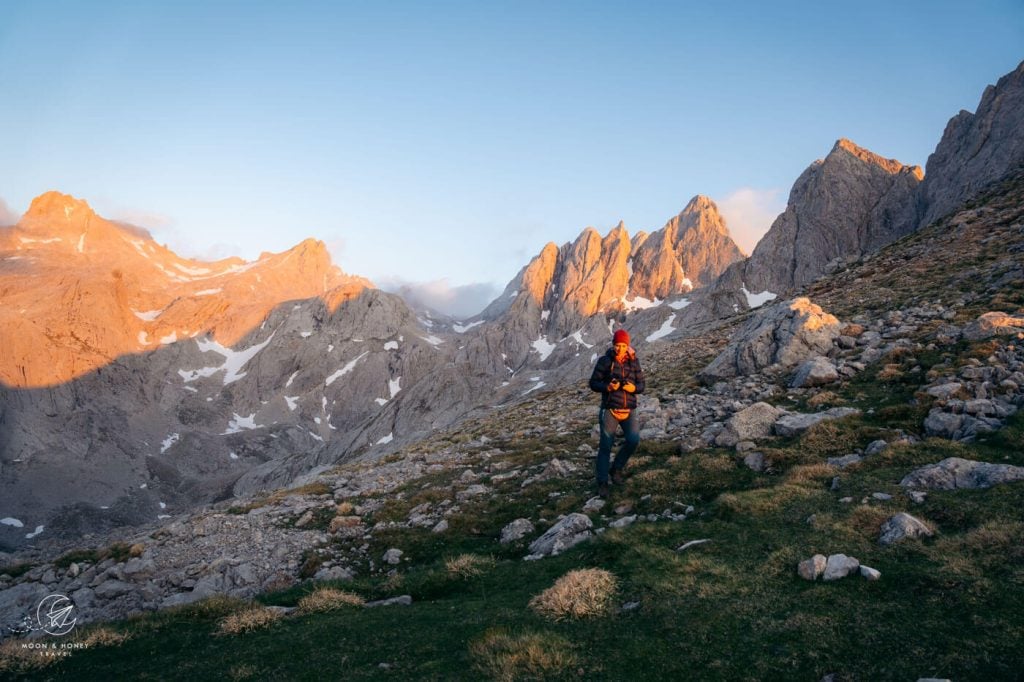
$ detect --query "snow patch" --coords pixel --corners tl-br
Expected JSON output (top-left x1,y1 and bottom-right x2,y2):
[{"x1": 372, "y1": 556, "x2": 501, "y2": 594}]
[
  {"x1": 138, "y1": 331, "x2": 150, "y2": 346},
  {"x1": 452, "y1": 320, "x2": 483, "y2": 333},
  {"x1": 194, "y1": 288, "x2": 221, "y2": 296},
  {"x1": 325, "y1": 351, "x2": 369, "y2": 386},
  {"x1": 668, "y1": 298, "x2": 691, "y2": 310},
  {"x1": 194, "y1": 332, "x2": 277, "y2": 385},
  {"x1": 646, "y1": 314, "x2": 677, "y2": 342},
  {"x1": 285, "y1": 396, "x2": 300, "y2": 411},
  {"x1": 77, "y1": 234, "x2": 85, "y2": 252},
  {"x1": 741, "y1": 285, "x2": 778, "y2": 309},
  {"x1": 300, "y1": 331, "x2": 313, "y2": 338},
  {"x1": 25, "y1": 525, "x2": 45, "y2": 539},
  {"x1": 389, "y1": 376, "x2": 402, "y2": 398},
  {"x1": 229, "y1": 452, "x2": 239, "y2": 460},
  {"x1": 384, "y1": 341, "x2": 399, "y2": 350},
  {"x1": 570, "y1": 330, "x2": 593, "y2": 348},
  {"x1": 621, "y1": 296, "x2": 662, "y2": 312},
  {"x1": 223, "y1": 413, "x2": 259, "y2": 434},
  {"x1": 375, "y1": 398, "x2": 388, "y2": 406},
  {"x1": 1, "y1": 517, "x2": 24, "y2": 528},
  {"x1": 160, "y1": 331, "x2": 178, "y2": 345},
  {"x1": 286, "y1": 371, "x2": 298, "y2": 388},
  {"x1": 420, "y1": 335, "x2": 444, "y2": 346},
  {"x1": 524, "y1": 381, "x2": 547, "y2": 395},
  {"x1": 376, "y1": 433, "x2": 394, "y2": 445},
  {"x1": 174, "y1": 262, "x2": 212, "y2": 276},
  {"x1": 532, "y1": 336, "x2": 557, "y2": 362},
  {"x1": 160, "y1": 433, "x2": 180, "y2": 453},
  {"x1": 541, "y1": 310, "x2": 550, "y2": 321}
]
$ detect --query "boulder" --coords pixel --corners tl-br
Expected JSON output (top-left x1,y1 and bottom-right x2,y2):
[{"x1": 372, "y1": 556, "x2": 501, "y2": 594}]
[
  {"x1": 774, "y1": 407, "x2": 861, "y2": 438},
  {"x1": 724, "y1": 402, "x2": 788, "y2": 442},
  {"x1": 699, "y1": 298, "x2": 842, "y2": 383},
  {"x1": 500, "y1": 518, "x2": 536, "y2": 544},
  {"x1": 791, "y1": 356, "x2": 840, "y2": 388},
  {"x1": 527, "y1": 513, "x2": 593, "y2": 557},
  {"x1": 900, "y1": 457, "x2": 1024, "y2": 490},
  {"x1": 879, "y1": 513, "x2": 934, "y2": 546},
  {"x1": 962, "y1": 312, "x2": 1024, "y2": 341},
  {"x1": 823, "y1": 554, "x2": 860, "y2": 581}
]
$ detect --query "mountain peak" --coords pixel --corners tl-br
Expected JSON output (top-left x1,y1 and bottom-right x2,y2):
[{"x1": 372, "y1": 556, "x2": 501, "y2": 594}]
[
  {"x1": 22, "y1": 191, "x2": 97, "y2": 227},
  {"x1": 831, "y1": 139, "x2": 923, "y2": 179}
]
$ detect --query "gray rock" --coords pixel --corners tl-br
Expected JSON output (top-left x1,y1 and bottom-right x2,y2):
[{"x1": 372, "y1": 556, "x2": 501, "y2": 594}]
[
  {"x1": 431, "y1": 519, "x2": 449, "y2": 533},
  {"x1": 527, "y1": 513, "x2": 593, "y2": 557},
  {"x1": 313, "y1": 565, "x2": 354, "y2": 582},
  {"x1": 582, "y1": 497, "x2": 606, "y2": 513},
  {"x1": 925, "y1": 382, "x2": 962, "y2": 400},
  {"x1": 724, "y1": 402, "x2": 788, "y2": 442},
  {"x1": 879, "y1": 513, "x2": 934, "y2": 546},
  {"x1": 859, "y1": 565, "x2": 882, "y2": 581},
  {"x1": 774, "y1": 407, "x2": 861, "y2": 437},
  {"x1": 963, "y1": 312, "x2": 1024, "y2": 342},
  {"x1": 798, "y1": 554, "x2": 827, "y2": 581},
  {"x1": 699, "y1": 298, "x2": 842, "y2": 383},
  {"x1": 900, "y1": 457, "x2": 1024, "y2": 490},
  {"x1": 920, "y1": 61, "x2": 1024, "y2": 227},
  {"x1": 791, "y1": 356, "x2": 840, "y2": 388},
  {"x1": 94, "y1": 580, "x2": 136, "y2": 600},
  {"x1": 823, "y1": 554, "x2": 860, "y2": 581},
  {"x1": 500, "y1": 518, "x2": 536, "y2": 544},
  {"x1": 923, "y1": 409, "x2": 965, "y2": 438},
  {"x1": 872, "y1": 492, "x2": 893, "y2": 501},
  {"x1": 743, "y1": 451, "x2": 766, "y2": 472},
  {"x1": 827, "y1": 454, "x2": 863, "y2": 469},
  {"x1": 609, "y1": 515, "x2": 637, "y2": 529},
  {"x1": 364, "y1": 595, "x2": 413, "y2": 608},
  {"x1": 456, "y1": 484, "x2": 491, "y2": 500},
  {"x1": 383, "y1": 549, "x2": 404, "y2": 565},
  {"x1": 864, "y1": 439, "x2": 888, "y2": 456}
]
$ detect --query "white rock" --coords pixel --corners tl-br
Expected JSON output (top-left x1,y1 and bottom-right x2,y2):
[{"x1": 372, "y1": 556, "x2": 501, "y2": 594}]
[
  {"x1": 859, "y1": 565, "x2": 882, "y2": 581},
  {"x1": 823, "y1": 554, "x2": 860, "y2": 581}
]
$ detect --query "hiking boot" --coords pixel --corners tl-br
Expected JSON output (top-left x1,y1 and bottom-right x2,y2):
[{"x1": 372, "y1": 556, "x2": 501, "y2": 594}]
[
  {"x1": 598, "y1": 482, "x2": 610, "y2": 499},
  {"x1": 611, "y1": 468, "x2": 625, "y2": 486}
]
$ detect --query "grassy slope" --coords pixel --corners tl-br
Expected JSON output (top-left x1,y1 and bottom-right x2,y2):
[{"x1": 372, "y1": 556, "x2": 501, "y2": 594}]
[{"x1": 8, "y1": 174, "x2": 1024, "y2": 681}]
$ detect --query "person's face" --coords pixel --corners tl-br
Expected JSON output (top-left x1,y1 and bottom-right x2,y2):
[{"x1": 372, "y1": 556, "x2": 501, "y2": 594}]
[{"x1": 613, "y1": 342, "x2": 628, "y2": 358}]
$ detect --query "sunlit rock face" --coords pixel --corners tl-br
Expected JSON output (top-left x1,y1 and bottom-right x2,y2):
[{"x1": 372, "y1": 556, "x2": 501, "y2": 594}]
[
  {"x1": 738, "y1": 139, "x2": 922, "y2": 297},
  {"x1": 0, "y1": 192, "x2": 371, "y2": 388}
]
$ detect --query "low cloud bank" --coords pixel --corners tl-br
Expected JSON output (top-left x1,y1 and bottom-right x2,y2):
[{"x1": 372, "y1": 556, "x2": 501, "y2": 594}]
[
  {"x1": 0, "y1": 198, "x2": 20, "y2": 226},
  {"x1": 378, "y1": 277, "x2": 499, "y2": 319}
]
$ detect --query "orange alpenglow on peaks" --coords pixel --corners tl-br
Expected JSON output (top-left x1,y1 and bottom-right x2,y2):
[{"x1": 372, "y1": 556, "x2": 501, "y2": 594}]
[{"x1": 0, "y1": 191, "x2": 372, "y2": 388}]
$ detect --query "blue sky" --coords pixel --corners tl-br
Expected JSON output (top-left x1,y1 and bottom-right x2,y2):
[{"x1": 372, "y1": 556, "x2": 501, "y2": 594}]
[{"x1": 1, "y1": 1, "x2": 1022, "y2": 315}]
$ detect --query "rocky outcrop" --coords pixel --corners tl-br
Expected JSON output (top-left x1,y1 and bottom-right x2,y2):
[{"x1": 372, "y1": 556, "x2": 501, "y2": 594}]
[
  {"x1": 699, "y1": 298, "x2": 841, "y2": 383},
  {"x1": 724, "y1": 139, "x2": 922, "y2": 298},
  {"x1": 920, "y1": 60, "x2": 1024, "y2": 227},
  {"x1": 480, "y1": 196, "x2": 743, "y2": 340},
  {"x1": 900, "y1": 458, "x2": 1024, "y2": 490}
]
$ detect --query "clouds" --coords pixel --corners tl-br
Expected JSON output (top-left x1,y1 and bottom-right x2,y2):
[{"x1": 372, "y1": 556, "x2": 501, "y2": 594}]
[
  {"x1": 377, "y1": 277, "x2": 499, "y2": 319},
  {"x1": 0, "y1": 198, "x2": 20, "y2": 226},
  {"x1": 717, "y1": 188, "x2": 786, "y2": 256}
]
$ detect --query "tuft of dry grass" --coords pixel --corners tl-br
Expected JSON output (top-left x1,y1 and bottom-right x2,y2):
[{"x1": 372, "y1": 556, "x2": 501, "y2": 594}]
[
  {"x1": 470, "y1": 629, "x2": 577, "y2": 682},
  {"x1": 298, "y1": 588, "x2": 365, "y2": 613},
  {"x1": 784, "y1": 463, "x2": 838, "y2": 486},
  {"x1": 445, "y1": 554, "x2": 495, "y2": 579},
  {"x1": 528, "y1": 568, "x2": 618, "y2": 621},
  {"x1": 635, "y1": 468, "x2": 668, "y2": 483},
  {"x1": 846, "y1": 505, "x2": 892, "y2": 539},
  {"x1": 629, "y1": 455, "x2": 653, "y2": 468},
  {"x1": 217, "y1": 606, "x2": 283, "y2": 635},
  {"x1": 807, "y1": 391, "x2": 845, "y2": 408},
  {"x1": 75, "y1": 626, "x2": 131, "y2": 648}
]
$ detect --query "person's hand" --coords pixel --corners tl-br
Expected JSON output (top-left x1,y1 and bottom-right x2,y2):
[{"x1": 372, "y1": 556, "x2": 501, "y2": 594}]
[
  {"x1": 608, "y1": 379, "x2": 621, "y2": 391},
  {"x1": 622, "y1": 382, "x2": 635, "y2": 393}
]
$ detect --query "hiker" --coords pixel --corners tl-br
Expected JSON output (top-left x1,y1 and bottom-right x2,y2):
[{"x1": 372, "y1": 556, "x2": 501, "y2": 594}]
[{"x1": 588, "y1": 328, "x2": 645, "y2": 498}]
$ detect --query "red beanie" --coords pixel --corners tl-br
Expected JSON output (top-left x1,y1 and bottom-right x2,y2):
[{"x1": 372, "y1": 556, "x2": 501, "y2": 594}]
[{"x1": 613, "y1": 329, "x2": 630, "y2": 346}]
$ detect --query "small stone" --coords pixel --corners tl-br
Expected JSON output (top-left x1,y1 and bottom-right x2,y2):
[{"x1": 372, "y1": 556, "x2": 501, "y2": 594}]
[
  {"x1": 500, "y1": 518, "x2": 535, "y2": 544},
  {"x1": 383, "y1": 549, "x2": 403, "y2": 565},
  {"x1": 839, "y1": 497, "x2": 853, "y2": 504},
  {"x1": 830, "y1": 476, "x2": 841, "y2": 492},
  {"x1": 609, "y1": 515, "x2": 637, "y2": 529},
  {"x1": 907, "y1": 490, "x2": 927, "y2": 504},
  {"x1": 864, "y1": 439, "x2": 888, "y2": 456},
  {"x1": 798, "y1": 554, "x2": 827, "y2": 581},
  {"x1": 879, "y1": 513, "x2": 934, "y2": 546},
  {"x1": 364, "y1": 595, "x2": 413, "y2": 608},
  {"x1": 583, "y1": 497, "x2": 606, "y2": 513},
  {"x1": 743, "y1": 451, "x2": 766, "y2": 472},
  {"x1": 621, "y1": 601, "x2": 641, "y2": 612},
  {"x1": 871, "y1": 492, "x2": 893, "y2": 501},
  {"x1": 431, "y1": 519, "x2": 449, "y2": 533},
  {"x1": 859, "y1": 565, "x2": 882, "y2": 581},
  {"x1": 823, "y1": 554, "x2": 860, "y2": 581}
]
